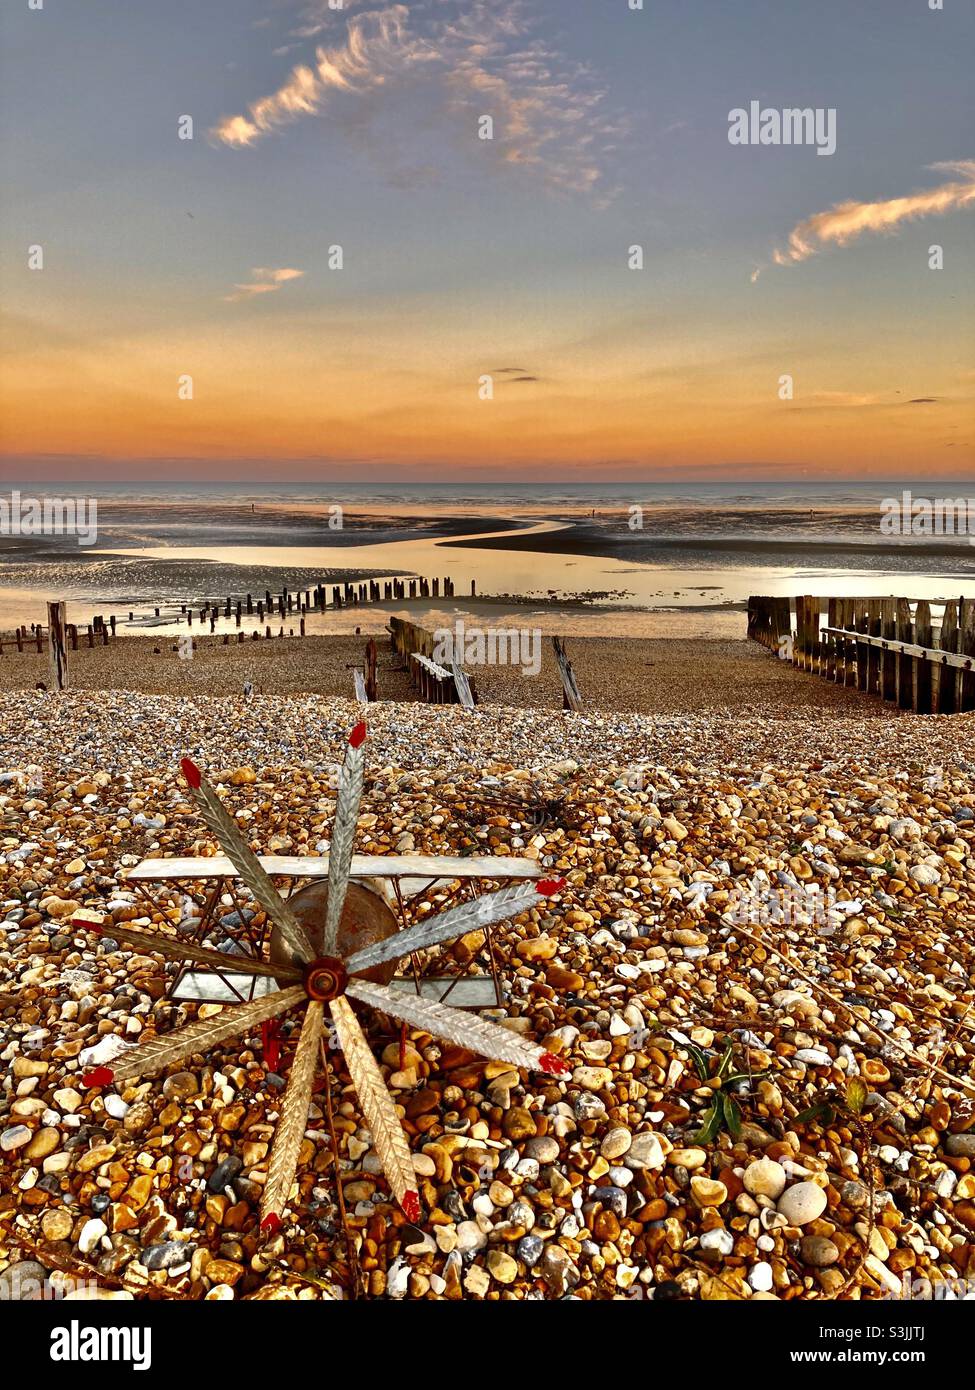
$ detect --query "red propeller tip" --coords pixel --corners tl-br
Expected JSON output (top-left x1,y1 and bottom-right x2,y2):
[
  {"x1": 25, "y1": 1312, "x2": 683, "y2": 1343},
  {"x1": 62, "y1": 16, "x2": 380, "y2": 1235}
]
[
  {"x1": 537, "y1": 878, "x2": 564, "y2": 897},
  {"x1": 401, "y1": 1191, "x2": 422, "y2": 1223},
  {"x1": 72, "y1": 918, "x2": 104, "y2": 934},
  {"x1": 539, "y1": 1052, "x2": 571, "y2": 1077},
  {"x1": 82, "y1": 1067, "x2": 114, "y2": 1088},
  {"x1": 260, "y1": 1212, "x2": 281, "y2": 1235},
  {"x1": 180, "y1": 757, "x2": 201, "y2": 789},
  {"x1": 349, "y1": 721, "x2": 367, "y2": 749}
]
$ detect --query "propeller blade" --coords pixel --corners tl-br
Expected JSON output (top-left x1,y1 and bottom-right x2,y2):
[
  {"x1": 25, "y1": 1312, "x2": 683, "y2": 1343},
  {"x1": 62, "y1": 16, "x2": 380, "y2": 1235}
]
[
  {"x1": 344, "y1": 879, "x2": 563, "y2": 976},
  {"x1": 259, "y1": 1000, "x2": 323, "y2": 1233},
  {"x1": 347, "y1": 979, "x2": 570, "y2": 1076},
  {"x1": 329, "y1": 994, "x2": 419, "y2": 1221},
  {"x1": 181, "y1": 758, "x2": 316, "y2": 965},
  {"x1": 72, "y1": 918, "x2": 300, "y2": 982},
  {"x1": 322, "y1": 723, "x2": 367, "y2": 954},
  {"x1": 80, "y1": 985, "x2": 306, "y2": 1087}
]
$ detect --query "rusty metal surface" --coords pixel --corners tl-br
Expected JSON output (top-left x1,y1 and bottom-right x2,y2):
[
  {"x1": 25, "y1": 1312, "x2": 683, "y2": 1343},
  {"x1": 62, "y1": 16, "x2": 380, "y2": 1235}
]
[{"x1": 270, "y1": 879, "x2": 399, "y2": 985}]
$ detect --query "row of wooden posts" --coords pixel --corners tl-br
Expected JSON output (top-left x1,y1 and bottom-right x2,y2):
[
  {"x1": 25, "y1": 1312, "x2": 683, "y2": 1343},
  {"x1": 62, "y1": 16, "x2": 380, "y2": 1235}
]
[
  {"x1": 172, "y1": 574, "x2": 465, "y2": 632},
  {"x1": 2, "y1": 575, "x2": 471, "y2": 655},
  {"x1": 0, "y1": 612, "x2": 113, "y2": 658},
  {"x1": 748, "y1": 594, "x2": 975, "y2": 713}
]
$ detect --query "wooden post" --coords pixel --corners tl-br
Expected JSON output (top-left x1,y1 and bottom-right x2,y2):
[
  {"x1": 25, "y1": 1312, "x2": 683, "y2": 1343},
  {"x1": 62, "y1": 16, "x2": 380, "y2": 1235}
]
[
  {"x1": 553, "y1": 637, "x2": 583, "y2": 712},
  {"x1": 47, "y1": 601, "x2": 68, "y2": 690},
  {"x1": 855, "y1": 601, "x2": 870, "y2": 692},
  {"x1": 822, "y1": 599, "x2": 835, "y2": 678},
  {"x1": 957, "y1": 597, "x2": 975, "y2": 713},
  {"x1": 832, "y1": 599, "x2": 845, "y2": 684},
  {"x1": 896, "y1": 598, "x2": 913, "y2": 709},
  {"x1": 880, "y1": 598, "x2": 897, "y2": 702},
  {"x1": 365, "y1": 638, "x2": 377, "y2": 702},
  {"x1": 935, "y1": 601, "x2": 957, "y2": 713},
  {"x1": 810, "y1": 596, "x2": 824, "y2": 675},
  {"x1": 844, "y1": 599, "x2": 858, "y2": 688},
  {"x1": 866, "y1": 599, "x2": 881, "y2": 695},
  {"x1": 914, "y1": 601, "x2": 933, "y2": 713},
  {"x1": 775, "y1": 597, "x2": 790, "y2": 657}
]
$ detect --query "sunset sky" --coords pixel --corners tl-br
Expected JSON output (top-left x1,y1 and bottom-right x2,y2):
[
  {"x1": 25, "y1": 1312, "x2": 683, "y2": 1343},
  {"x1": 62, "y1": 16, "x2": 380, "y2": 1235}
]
[{"x1": 1, "y1": 0, "x2": 972, "y2": 482}]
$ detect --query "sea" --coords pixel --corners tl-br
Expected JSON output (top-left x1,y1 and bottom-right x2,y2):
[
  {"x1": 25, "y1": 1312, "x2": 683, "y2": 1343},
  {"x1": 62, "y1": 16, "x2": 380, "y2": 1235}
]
[{"x1": 1, "y1": 479, "x2": 973, "y2": 637}]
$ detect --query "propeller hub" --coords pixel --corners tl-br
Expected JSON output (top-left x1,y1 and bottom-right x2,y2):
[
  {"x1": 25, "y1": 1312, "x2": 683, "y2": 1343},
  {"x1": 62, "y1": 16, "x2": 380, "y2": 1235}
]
[{"x1": 303, "y1": 956, "x2": 348, "y2": 1002}]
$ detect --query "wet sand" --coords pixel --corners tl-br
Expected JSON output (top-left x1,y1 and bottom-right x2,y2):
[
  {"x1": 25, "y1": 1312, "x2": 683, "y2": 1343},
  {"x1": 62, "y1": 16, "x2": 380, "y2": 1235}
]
[{"x1": 443, "y1": 516, "x2": 975, "y2": 564}]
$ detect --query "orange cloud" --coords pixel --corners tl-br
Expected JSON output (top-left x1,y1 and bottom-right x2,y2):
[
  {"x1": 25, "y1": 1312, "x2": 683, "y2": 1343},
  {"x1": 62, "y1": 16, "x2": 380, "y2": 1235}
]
[
  {"x1": 773, "y1": 160, "x2": 975, "y2": 265},
  {"x1": 224, "y1": 267, "x2": 304, "y2": 303}
]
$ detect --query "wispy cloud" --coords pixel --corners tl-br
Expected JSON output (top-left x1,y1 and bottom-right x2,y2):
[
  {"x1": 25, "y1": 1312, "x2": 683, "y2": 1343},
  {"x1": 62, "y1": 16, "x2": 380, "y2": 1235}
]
[
  {"x1": 211, "y1": 2, "x2": 622, "y2": 200},
  {"x1": 771, "y1": 160, "x2": 975, "y2": 267},
  {"x1": 224, "y1": 267, "x2": 305, "y2": 303},
  {"x1": 213, "y1": 6, "x2": 432, "y2": 148}
]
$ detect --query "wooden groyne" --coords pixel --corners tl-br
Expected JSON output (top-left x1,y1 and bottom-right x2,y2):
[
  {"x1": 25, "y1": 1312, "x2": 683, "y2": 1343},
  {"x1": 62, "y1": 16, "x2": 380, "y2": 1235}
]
[
  {"x1": 748, "y1": 594, "x2": 975, "y2": 714},
  {"x1": 389, "y1": 617, "x2": 477, "y2": 707},
  {"x1": 0, "y1": 571, "x2": 469, "y2": 660},
  {"x1": 0, "y1": 618, "x2": 113, "y2": 658}
]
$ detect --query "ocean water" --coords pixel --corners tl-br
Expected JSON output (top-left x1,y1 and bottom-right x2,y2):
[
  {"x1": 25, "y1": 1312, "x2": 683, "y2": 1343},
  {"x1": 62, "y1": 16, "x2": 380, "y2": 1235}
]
[{"x1": 1, "y1": 479, "x2": 974, "y2": 633}]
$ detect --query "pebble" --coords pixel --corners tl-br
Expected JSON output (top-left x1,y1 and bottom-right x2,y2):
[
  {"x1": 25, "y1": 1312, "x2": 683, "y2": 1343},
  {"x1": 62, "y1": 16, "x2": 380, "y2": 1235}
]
[
  {"x1": 524, "y1": 1136, "x2": 559, "y2": 1164},
  {"x1": 743, "y1": 1157, "x2": 787, "y2": 1199},
  {"x1": 690, "y1": 1177, "x2": 728, "y2": 1208},
  {"x1": 778, "y1": 1182, "x2": 828, "y2": 1226},
  {"x1": 625, "y1": 1132, "x2": 667, "y2": 1171},
  {"x1": 1, "y1": 1126, "x2": 31, "y2": 1152},
  {"x1": 0, "y1": 1261, "x2": 48, "y2": 1301},
  {"x1": 800, "y1": 1236, "x2": 840, "y2": 1267},
  {"x1": 77, "y1": 1218, "x2": 107, "y2": 1255},
  {"x1": 487, "y1": 1250, "x2": 518, "y2": 1284},
  {"x1": 600, "y1": 1127, "x2": 632, "y2": 1160},
  {"x1": 700, "y1": 1228, "x2": 734, "y2": 1256},
  {"x1": 3, "y1": 689, "x2": 975, "y2": 1303}
]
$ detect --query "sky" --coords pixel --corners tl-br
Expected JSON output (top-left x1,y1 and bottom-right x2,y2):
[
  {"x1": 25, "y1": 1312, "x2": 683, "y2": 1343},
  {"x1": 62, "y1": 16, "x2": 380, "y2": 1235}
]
[{"x1": 1, "y1": 0, "x2": 973, "y2": 483}]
